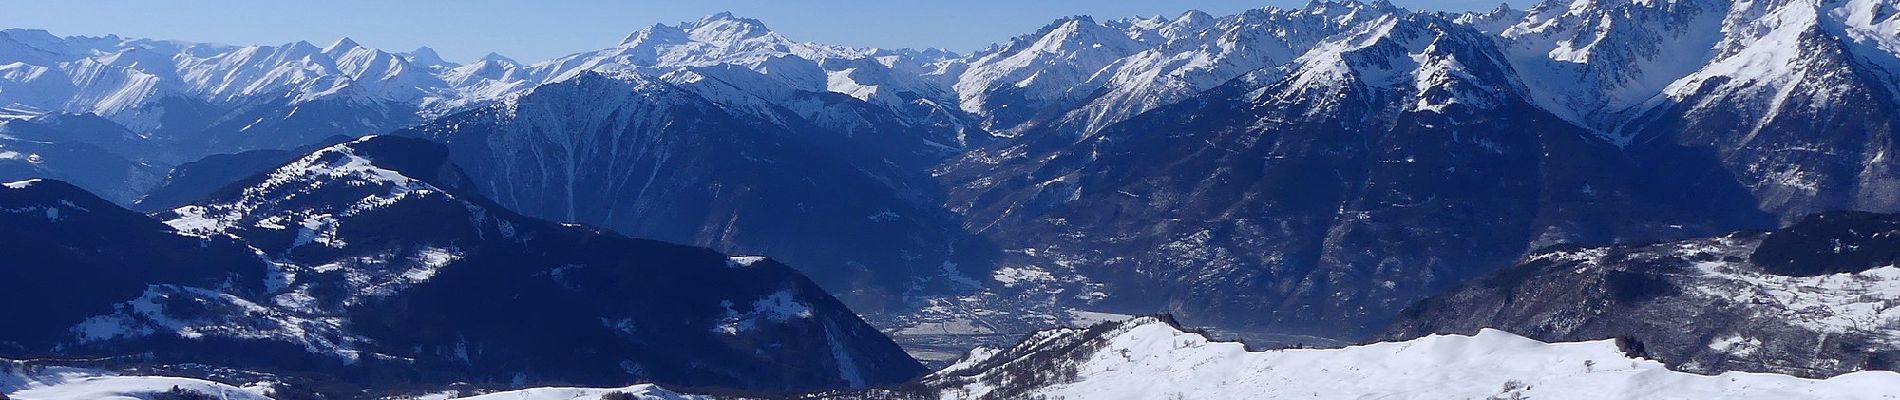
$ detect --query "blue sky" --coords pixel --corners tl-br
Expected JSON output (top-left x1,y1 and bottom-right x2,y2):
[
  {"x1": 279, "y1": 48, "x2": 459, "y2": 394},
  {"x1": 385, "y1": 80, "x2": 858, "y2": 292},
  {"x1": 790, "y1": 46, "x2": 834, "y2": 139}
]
[{"x1": 1, "y1": 0, "x2": 1531, "y2": 63}]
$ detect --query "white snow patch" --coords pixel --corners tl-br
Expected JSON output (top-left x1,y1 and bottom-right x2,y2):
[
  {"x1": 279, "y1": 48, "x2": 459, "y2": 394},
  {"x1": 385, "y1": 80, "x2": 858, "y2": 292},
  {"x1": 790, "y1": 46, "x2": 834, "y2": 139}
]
[
  {"x1": 713, "y1": 289, "x2": 814, "y2": 334},
  {"x1": 66, "y1": 285, "x2": 366, "y2": 362},
  {"x1": 4, "y1": 366, "x2": 275, "y2": 400},
  {"x1": 943, "y1": 317, "x2": 1900, "y2": 399},
  {"x1": 727, "y1": 256, "x2": 768, "y2": 268},
  {"x1": 991, "y1": 266, "x2": 1055, "y2": 286}
]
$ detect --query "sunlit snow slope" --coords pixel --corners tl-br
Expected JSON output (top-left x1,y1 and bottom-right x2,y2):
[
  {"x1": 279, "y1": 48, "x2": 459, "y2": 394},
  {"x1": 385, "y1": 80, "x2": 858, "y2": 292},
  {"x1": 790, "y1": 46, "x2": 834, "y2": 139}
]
[{"x1": 834, "y1": 316, "x2": 1900, "y2": 400}]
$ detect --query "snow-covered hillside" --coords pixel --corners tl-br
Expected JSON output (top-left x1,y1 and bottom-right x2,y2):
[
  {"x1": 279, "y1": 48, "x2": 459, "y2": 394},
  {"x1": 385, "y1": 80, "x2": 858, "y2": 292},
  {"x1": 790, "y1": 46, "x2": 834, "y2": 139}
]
[
  {"x1": 3, "y1": 364, "x2": 276, "y2": 400},
  {"x1": 834, "y1": 316, "x2": 1900, "y2": 400}
]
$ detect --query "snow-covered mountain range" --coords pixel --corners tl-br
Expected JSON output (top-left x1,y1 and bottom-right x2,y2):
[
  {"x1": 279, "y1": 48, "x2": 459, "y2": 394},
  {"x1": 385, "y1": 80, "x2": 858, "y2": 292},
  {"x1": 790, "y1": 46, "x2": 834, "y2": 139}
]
[
  {"x1": 0, "y1": 13, "x2": 986, "y2": 205},
  {"x1": 3, "y1": 0, "x2": 1900, "y2": 396},
  {"x1": 928, "y1": 0, "x2": 1900, "y2": 341}
]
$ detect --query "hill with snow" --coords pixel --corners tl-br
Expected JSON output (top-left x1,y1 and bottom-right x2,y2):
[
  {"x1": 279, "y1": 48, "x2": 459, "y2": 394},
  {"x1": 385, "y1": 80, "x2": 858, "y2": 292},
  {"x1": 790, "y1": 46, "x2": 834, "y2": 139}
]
[{"x1": 824, "y1": 316, "x2": 1900, "y2": 399}]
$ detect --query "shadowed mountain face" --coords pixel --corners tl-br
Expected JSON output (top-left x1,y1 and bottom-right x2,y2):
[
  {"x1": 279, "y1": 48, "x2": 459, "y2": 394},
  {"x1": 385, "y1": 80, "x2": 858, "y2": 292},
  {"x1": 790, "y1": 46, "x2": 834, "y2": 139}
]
[
  {"x1": 0, "y1": 136, "x2": 925, "y2": 394},
  {"x1": 399, "y1": 73, "x2": 998, "y2": 315},
  {"x1": 0, "y1": 178, "x2": 269, "y2": 354},
  {"x1": 1618, "y1": 0, "x2": 1900, "y2": 223}
]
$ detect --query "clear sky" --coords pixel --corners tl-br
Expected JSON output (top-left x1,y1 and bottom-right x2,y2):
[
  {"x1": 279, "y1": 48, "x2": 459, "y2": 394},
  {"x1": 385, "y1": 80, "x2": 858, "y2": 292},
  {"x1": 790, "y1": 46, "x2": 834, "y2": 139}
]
[{"x1": 0, "y1": 0, "x2": 1532, "y2": 63}]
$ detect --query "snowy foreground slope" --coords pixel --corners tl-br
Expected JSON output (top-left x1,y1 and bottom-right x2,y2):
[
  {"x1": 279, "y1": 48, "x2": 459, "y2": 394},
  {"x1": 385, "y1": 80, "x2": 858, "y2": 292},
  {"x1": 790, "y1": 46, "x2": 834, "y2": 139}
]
[
  {"x1": 3, "y1": 364, "x2": 275, "y2": 400},
  {"x1": 1, "y1": 364, "x2": 699, "y2": 400},
  {"x1": 823, "y1": 316, "x2": 1900, "y2": 400},
  {"x1": 9, "y1": 316, "x2": 1900, "y2": 399}
]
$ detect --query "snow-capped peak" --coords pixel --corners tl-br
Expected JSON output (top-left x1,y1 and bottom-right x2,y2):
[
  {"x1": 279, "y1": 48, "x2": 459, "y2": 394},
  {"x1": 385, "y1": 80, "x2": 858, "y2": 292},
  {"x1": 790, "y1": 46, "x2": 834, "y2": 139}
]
[
  {"x1": 620, "y1": 22, "x2": 690, "y2": 48},
  {"x1": 684, "y1": 11, "x2": 778, "y2": 45},
  {"x1": 1264, "y1": 12, "x2": 1520, "y2": 116},
  {"x1": 322, "y1": 37, "x2": 362, "y2": 56},
  {"x1": 1455, "y1": 2, "x2": 1527, "y2": 34},
  {"x1": 1300, "y1": 0, "x2": 1405, "y2": 21},
  {"x1": 403, "y1": 45, "x2": 454, "y2": 68},
  {"x1": 476, "y1": 52, "x2": 519, "y2": 65},
  {"x1": 1176, "y1": 9, "x2": 1215, "y2": 24},
  {"x1": 601, "y1": 11, "x2": 864, "y2": 66},
  {"x1": 950, "y1": 15, "x2": 1153, "y2": 130}
]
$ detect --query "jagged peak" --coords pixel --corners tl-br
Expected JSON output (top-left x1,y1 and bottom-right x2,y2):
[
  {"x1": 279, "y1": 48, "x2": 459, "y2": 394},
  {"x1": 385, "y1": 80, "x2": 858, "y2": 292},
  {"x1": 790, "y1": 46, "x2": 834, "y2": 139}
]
[
  {"x1": 1268, "y1": 12, "x2": 1522, "y2": 111},
  {"x1": 697, "y1": 11, "x2": 767, "y2": 27},
  {"x1": 1176, "y1": 9, "x2": 1215, "y2": 24},
  {"x1": 323, "y1": 37, "x2": 361, "y2": 55},
  {"x1": 1005, "y1": 15, "x2": 1101, "y2": 40},
  {"x1": 281, "y1": 39, "x2": 322, "y2": 55},
  {"x1": 612, "y1": 12, "x2": 796, "y2": 53},
  {"x1": 619, "y1": 21, "x2": 688, "y2": 47},
  {"x1": 404, "y1": 45, "x2": 452, "y2": 67},
  {"x1": 1456, "y1": 2, "x2": 1529, "y2": 32},
  {"x1": 1055, "y1": 14, "x2": 1097, "y2": 24},
  {"x1": 476, "y1": 52, "x2": 519, "y2": 65},
  {"x1": 1018, "y1": 15, "x2": 1136, "y2": 48},
  {"x1": 1301, "y1": 0, "x2": 1403, "y2": 15},
  {"x1": 684, "y1": 12, "x2": 777, "y2": 41}
]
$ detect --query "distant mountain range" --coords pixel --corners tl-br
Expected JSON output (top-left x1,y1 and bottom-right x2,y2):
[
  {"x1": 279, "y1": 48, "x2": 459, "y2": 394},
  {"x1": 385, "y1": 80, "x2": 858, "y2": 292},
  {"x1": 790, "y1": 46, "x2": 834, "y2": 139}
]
[{"x1": 2, "y1": 0, "x2": 1899, "y2": 396}]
